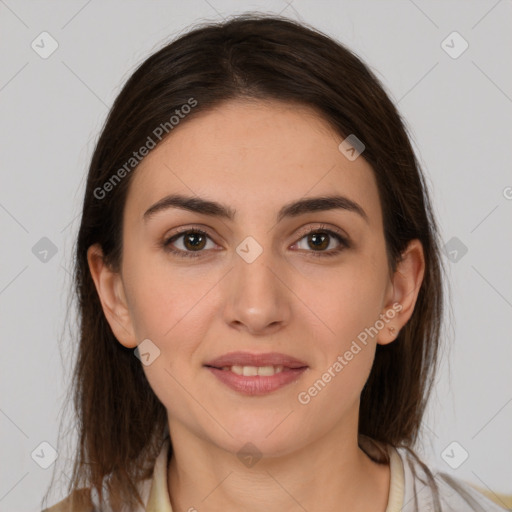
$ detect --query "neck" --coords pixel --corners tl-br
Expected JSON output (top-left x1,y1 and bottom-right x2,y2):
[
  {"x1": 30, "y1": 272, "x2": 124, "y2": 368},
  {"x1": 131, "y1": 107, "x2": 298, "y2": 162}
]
[{"x1": 167, "y1": 413, "x2": 390, "y2": 512}]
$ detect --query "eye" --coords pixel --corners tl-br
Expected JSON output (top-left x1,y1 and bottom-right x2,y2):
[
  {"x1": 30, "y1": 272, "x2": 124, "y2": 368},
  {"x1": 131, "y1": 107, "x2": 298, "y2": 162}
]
[
  {"x1": 162, "y1": 224, "x2": 350, "y2": 259},
  {"x1": 163, "y1": 228, "x2": 217, "y2": 258},
  {"x1": 291, "y1": 225, "x2": 349, "y2": 257}
]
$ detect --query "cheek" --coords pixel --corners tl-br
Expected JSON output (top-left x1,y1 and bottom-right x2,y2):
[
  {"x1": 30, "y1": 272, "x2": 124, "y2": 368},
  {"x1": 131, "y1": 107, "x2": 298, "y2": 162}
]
[
  {"x1": 125, "y1": 265, "x2": 217, "y2": 418},
  {"x1": 296, "y1": 335, "x2": 376, "y2": 441},
  {"x1": 297, "y1": 283, "x2": 379, "y2": 421},
  {"x1": 293, "y1": 253, "x2": 387, "y2": 406},
  {"x1": 299, "y1": 259, "x2": 388, "y2": 347},
  {"x1": 122, "y1": 250, "x2": 213, "y2": 341}
]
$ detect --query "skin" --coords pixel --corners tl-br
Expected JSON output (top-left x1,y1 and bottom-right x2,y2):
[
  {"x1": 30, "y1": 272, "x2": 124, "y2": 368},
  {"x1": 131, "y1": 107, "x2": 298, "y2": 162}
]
[{"x1": 88, "y1": 99, "x2": 425, "y2": 512}]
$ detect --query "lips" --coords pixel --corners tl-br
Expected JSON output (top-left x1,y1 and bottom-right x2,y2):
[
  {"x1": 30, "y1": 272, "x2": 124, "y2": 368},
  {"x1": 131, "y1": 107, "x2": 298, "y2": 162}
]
[
  {"x1": 204, "y1": 351, "x2": 309, "y2": 395},
  {"x1": 204, "y1": 351, "x2": 308, "y2": 370}
]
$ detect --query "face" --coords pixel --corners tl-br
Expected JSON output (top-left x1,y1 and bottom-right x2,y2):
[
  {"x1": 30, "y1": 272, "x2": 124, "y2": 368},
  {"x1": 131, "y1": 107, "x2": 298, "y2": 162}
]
[{"x1": 89, "y1": 99, "x2": 423, "y2": 457}]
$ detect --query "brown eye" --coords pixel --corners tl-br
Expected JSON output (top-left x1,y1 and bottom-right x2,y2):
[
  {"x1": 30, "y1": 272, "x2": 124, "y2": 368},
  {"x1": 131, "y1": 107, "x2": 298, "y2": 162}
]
[
  {"x1": 181, "y1": 232, "x2": 207, "y2": 251},
  {"x1": 307, "y1": 232, "x2": 330, "y2": 251},
  {"x1": 293, "y1": 228, "x2": 349, "y2": 257},
  {"x1": 163, "y1": 229, "x2": 215, "y2": 258}
]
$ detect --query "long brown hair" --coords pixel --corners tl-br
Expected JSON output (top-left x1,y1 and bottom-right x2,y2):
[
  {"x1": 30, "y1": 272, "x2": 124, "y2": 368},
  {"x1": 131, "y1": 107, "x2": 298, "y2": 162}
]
[{"x1": 44, "y1": 13, "x2": 444, "y2": 510}]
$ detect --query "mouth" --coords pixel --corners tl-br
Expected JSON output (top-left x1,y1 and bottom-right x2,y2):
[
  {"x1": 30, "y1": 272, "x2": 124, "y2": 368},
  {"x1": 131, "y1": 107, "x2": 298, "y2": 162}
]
[
  {"x1": 203, "y1": 352, "x2": 308, "y2": 395},
  {"x1": 205, "y1": 364, "x2": 294, "y2": 376}
]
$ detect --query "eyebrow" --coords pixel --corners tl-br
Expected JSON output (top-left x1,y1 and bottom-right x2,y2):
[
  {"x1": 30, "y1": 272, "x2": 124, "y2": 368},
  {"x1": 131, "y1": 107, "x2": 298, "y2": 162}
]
[{"x1": 143, "y1": 193, "x2": 368, "y2": 224}]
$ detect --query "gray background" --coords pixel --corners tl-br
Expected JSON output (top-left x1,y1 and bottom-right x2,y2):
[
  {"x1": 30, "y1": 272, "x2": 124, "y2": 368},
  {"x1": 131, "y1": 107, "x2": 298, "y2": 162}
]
[{"x1": 1, "y1": 1, "x2": 511, "y2": 510}]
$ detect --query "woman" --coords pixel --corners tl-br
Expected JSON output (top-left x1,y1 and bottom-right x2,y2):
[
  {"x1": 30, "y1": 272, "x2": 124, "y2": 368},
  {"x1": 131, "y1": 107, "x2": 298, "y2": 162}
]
[{"x1": 42, "y1": 13, "x2": 505, "y2": 512}]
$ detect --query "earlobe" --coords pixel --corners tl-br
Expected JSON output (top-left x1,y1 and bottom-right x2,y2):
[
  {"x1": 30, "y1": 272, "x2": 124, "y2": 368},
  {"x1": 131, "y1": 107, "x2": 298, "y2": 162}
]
[
  {"x1": 86, "y1": 244, "x2": 138, "y2": 348},
  {"x1": 377, "y1": 239, "x2": 425, "y2": 346}
]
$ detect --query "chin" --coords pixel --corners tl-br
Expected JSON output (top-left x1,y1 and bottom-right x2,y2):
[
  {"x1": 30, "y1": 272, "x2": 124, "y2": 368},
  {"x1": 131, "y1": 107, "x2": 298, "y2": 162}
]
[{"x1": 214, "y1": 416, "x2": 303, "y2": 454}]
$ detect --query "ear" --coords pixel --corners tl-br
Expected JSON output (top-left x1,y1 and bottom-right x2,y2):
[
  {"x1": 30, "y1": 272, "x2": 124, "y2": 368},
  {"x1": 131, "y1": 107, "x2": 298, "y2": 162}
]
[
  {"x1": 87, "y1": 243, "x2": 138, "y2": 348},
  {"x1": 376, "y1": 239, "x2": 425, "y2": 346}
]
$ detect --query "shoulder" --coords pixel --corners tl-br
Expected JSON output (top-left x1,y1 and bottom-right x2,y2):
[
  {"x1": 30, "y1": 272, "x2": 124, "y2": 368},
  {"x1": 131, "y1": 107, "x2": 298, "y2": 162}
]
[
  {"x1": 42, "y1": 488, "x2": 96, "y2": 512},
  {"x1": 394, "y1": 446, "x2": 508, "y2": 511},
  {"x1": 436, "y1": 472, "x2": 510, "y2": 511},
  {"x1": 41, "y1": 473, "x2": 154, "y2": 512}
]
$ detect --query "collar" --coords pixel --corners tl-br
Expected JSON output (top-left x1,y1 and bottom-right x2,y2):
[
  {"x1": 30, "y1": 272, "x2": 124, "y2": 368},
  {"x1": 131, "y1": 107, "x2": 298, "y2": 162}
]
[
  {"x1": 385, "y1": 444, "x2": 406, "y2": 511},
  {"x1": 145, "y1": 437, "x2": 173, "y2": 512}
]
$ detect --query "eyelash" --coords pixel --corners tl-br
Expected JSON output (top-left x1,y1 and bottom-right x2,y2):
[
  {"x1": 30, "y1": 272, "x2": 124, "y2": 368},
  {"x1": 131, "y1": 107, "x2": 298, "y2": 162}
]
[{"x1": 162, "y1": 225, "x2": 350, "y2": 259}]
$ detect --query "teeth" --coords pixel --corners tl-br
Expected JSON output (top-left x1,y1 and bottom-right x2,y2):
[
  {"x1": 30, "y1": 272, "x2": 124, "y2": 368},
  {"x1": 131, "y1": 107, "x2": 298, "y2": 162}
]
[
  {"x1": 224, "y1": 365, "x2": 284, "y2": 376},
  {"x1": 256, "y1": 365, "x2": 280, "y2": 376}
]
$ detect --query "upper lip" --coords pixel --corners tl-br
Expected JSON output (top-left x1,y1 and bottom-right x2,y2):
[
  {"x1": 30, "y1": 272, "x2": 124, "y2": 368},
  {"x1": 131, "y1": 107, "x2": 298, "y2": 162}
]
[{"x1": 204, "y1": 351, "x2": 308, "y2": 369}]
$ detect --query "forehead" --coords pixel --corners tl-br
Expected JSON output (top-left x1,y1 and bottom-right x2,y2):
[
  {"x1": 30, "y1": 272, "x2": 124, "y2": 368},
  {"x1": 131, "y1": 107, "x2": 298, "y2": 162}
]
[{"x1": 125, "y1": 99, "x2": 381, "y2": 226}]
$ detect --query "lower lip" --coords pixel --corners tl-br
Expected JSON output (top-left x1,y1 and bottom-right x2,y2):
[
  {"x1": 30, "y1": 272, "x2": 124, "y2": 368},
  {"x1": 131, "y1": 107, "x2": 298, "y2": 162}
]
[{"x1": 205, "y1": 366, "x2": 307, "y2": 395}]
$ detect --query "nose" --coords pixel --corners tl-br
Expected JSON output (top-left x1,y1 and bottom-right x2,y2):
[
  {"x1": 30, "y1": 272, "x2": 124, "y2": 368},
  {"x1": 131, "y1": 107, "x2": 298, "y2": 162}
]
[{"x1": 223, "y1": 247, "x2": 292, "y2": 336}]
